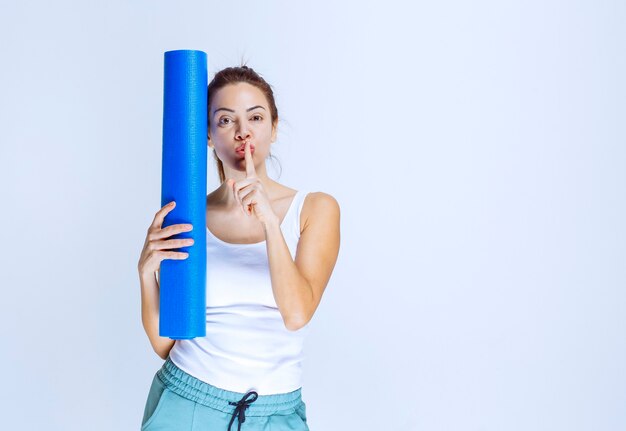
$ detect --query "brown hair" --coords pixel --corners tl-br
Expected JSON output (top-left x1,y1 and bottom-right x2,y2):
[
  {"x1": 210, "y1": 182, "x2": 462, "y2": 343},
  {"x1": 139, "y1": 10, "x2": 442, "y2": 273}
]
[{"x1": 207, "y1": 64, "x2": 281, "y2": 183}]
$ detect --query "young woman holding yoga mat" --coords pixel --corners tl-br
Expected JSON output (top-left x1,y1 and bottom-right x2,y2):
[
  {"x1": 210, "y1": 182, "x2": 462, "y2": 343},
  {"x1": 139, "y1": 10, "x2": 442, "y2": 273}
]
[{"x1": 137, "y1": 65, "x2": 341, "y2": 431}]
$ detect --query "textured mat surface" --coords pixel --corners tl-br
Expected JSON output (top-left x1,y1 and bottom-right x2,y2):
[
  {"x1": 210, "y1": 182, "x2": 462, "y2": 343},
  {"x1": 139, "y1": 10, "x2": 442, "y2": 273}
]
[{"x1": 160, "y1": 49, "x2": 208, "y2": 339}]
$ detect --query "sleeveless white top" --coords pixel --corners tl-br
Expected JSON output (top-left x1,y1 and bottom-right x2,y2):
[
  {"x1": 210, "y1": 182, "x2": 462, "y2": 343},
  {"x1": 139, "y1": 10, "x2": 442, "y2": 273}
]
[{"x1": 169, "y1": 190, "x2": 312, "y2": 395}]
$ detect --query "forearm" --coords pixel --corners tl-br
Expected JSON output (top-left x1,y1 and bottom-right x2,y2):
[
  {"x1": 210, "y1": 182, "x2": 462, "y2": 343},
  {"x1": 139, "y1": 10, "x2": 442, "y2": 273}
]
[
  {"x1": 263, "y1": 217, "x2": 313, "y2": 330},
  {"x1": 139, "y1": 272, "x2": 175, "y2": 360}
]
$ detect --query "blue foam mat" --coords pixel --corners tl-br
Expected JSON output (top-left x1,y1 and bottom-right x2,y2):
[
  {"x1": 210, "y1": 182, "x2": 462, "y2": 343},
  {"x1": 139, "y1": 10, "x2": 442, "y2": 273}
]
[{"x1": 159, "y1": 49, "x2": 207, "y2": 339}]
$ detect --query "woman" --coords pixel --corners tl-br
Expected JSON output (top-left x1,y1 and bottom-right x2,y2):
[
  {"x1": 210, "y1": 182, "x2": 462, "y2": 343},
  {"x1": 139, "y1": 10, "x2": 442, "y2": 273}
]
[{"x1": 137, "y1": 65, "x2": 341, "y2": 430}]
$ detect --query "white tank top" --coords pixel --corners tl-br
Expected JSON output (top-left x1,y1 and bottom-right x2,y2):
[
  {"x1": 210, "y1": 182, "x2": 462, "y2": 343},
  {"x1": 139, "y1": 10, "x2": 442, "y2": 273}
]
[{"x1": 169, "y1": 190, "x2": 312, "y2": 395}]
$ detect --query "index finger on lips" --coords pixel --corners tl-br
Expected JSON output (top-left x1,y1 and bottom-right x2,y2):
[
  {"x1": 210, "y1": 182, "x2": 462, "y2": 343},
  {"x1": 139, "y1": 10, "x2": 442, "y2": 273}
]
[{"x1": 244, "y1": 141, "x2": 256, "y2": 178}]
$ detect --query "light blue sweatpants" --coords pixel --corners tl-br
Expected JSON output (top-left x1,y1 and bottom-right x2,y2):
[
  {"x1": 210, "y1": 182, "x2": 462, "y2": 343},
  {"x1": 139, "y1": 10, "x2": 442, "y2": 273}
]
[{"x1": 141, "y1": 356, "x2": 309, "y2": 431}]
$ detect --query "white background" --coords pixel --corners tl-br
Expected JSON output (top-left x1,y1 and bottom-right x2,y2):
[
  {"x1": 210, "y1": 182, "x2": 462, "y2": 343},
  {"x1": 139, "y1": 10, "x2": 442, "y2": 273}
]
[{"x1": 0, "y1": 1, "x2": 624, "y2": 430}]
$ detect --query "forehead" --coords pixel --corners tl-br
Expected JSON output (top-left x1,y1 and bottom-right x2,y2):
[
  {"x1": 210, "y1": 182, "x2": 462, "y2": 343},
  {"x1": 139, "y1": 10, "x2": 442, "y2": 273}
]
[{"x1": 211, "y1": 82, "x2": 267, "y2": 109}]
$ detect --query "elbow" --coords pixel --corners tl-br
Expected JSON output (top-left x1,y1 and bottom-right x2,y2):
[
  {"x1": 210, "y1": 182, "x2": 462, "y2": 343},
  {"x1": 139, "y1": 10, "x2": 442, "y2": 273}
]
[
  {"x1": 285, "y1": 321, "x2": 300, "y2": 332},
  {"x1": 284, "y1": 283, "x2": 315, "y2": 331},
  {"x1": 154, "y1": 345, "x2": 172, "y2": 361},
  {"x1": 154, "y1": 348, "x2": 167, "y2": 361},
  {"x1": 285, "y1": 315, "x2": 308, "y2": 332}
]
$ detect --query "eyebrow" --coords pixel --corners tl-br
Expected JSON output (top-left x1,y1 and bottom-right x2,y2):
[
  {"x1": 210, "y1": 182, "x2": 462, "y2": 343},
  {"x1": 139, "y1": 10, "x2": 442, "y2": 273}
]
[{"x1": 212, "y1": 105, "x2": 266, "y2": 117}]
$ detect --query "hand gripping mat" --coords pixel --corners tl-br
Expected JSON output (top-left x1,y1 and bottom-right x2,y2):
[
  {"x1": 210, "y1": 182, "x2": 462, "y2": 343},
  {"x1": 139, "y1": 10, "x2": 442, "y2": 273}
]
[{"x1": 159, "y1": 50, "x2": 207, "y2": 339}]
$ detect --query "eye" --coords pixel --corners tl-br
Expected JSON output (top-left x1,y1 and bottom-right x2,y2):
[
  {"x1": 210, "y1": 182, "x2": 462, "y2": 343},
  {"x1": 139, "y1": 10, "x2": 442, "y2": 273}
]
[
  {"x1": 251, "y1": 115, "x2": 263, "y2": 121},
  {"x1": 218, "y1": 117, "x2": 232, "y2": 125}
]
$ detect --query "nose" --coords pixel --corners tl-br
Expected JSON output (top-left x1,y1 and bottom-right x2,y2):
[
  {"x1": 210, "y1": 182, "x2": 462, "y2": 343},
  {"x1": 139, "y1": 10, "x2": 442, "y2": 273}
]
[{"x1": 235, "y1": 124, "x2": 251, "y2": 142}]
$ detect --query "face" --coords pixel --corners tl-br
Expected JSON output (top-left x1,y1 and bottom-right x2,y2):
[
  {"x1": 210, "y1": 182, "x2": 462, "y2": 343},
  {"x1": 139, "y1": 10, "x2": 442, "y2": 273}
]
[{"x1": 208, "y1": 82, "x2": 277, "y2": 170}]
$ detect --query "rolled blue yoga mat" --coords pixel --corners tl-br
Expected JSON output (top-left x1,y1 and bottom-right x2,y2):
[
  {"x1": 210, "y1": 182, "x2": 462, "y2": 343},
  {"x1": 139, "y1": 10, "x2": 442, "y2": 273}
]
[{"x1": 159, "y1": 49, "x2": 207, "y2": 339}]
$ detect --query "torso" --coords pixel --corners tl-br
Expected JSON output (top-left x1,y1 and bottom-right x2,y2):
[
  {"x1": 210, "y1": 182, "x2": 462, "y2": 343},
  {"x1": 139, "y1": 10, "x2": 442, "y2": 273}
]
[{"x1": 206, "y1": 186, "x2": 309, "y2": 245}]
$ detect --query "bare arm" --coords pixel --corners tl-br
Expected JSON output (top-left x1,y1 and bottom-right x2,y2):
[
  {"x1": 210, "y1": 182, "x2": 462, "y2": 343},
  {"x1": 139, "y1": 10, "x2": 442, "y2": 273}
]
[
  {"x1": 264, "y1": 192, "x2": 341, "y2": 330},
  {"x1": 140, "y1": 270, "x2": 175, "y2": 360},
  {"x1": 137, "y1": 199, "x2": 193, "y2": 360}
]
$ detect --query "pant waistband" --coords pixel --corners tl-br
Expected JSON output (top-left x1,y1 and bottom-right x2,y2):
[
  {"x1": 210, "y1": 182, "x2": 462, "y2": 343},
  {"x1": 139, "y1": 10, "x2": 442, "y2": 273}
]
[{"x1": 157, "y1": 356, "x2": 303, "y2": 416}]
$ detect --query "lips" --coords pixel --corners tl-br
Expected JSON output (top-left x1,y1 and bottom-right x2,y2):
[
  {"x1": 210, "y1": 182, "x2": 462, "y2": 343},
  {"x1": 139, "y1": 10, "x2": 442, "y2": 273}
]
[{"x1": 236, "y1": 143, "x2": 255, "y2": 153}]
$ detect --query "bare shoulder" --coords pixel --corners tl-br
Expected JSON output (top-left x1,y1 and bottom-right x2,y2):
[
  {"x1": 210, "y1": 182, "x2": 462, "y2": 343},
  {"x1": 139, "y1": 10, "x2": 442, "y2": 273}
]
[{"x1": 300, "y1": 191, "x2": 340, "y2": 234}]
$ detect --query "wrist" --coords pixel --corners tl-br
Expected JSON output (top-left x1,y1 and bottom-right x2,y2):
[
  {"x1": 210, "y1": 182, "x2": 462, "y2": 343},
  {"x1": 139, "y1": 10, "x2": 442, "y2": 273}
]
[
  {"x1": 139, "y1": 270, "x2": 156, "y2": 283},
  {"x1": 262, "y1": 214, "x2": 281, "y2": 232}
]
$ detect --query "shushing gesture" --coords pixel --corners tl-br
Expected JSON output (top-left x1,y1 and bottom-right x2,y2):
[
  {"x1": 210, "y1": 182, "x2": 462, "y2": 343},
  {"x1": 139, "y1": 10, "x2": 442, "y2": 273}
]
[{"x1": 227, "y1": 141, "x2": 277, "y2": 226}]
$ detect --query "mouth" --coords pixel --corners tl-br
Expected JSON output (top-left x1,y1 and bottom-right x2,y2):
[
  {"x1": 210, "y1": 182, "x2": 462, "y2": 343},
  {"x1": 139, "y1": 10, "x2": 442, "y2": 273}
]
[{"x1": 235, "y1": 143, "x2": 255, "y2": 154}]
